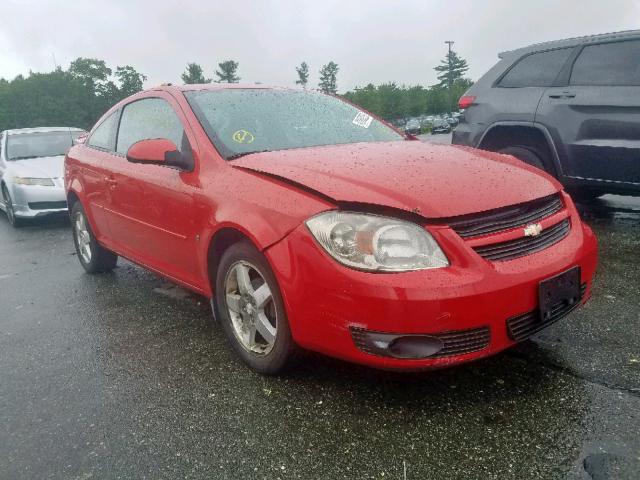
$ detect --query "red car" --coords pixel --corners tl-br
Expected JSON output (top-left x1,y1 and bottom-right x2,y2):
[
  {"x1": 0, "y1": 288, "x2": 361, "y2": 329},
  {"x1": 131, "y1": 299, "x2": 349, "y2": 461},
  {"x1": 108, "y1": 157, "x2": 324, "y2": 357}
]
[{"x1": 65, "y1": 84, "x2": 598, "y2": 374}]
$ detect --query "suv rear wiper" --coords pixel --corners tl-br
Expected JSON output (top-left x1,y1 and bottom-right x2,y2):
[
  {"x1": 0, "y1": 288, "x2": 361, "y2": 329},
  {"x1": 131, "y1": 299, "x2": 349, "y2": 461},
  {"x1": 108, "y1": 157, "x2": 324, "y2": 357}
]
[{"x1": 227, "y1": 150, "x2": 271, "y2": 160}]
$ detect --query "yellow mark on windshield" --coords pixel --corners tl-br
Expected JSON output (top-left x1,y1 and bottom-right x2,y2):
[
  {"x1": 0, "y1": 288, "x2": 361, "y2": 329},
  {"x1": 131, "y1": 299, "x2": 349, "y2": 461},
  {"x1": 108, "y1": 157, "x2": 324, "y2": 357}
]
[{"x1": 232, "y1": 130, "x2": 255, "y2": 144}]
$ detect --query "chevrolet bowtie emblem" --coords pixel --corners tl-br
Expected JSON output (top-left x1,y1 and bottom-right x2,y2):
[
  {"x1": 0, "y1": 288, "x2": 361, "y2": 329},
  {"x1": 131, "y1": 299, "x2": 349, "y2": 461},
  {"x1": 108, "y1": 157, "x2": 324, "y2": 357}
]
[{"x1": 524, "y1": 223, "x2": 543, "y2": 237}]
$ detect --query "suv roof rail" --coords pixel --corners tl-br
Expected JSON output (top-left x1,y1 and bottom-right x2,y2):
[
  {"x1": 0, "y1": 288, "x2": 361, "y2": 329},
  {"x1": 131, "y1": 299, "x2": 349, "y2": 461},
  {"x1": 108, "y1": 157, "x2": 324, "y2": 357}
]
[{"x1": 498, "y1": 28, "x2": 640, "y2": 58}]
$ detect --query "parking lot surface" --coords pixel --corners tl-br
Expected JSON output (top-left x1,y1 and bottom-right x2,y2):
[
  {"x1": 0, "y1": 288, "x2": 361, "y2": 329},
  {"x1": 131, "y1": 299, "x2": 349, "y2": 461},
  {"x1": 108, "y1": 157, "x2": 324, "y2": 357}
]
[{"x1": 1, "y1": 144, "x2": 639, "y2": 478}]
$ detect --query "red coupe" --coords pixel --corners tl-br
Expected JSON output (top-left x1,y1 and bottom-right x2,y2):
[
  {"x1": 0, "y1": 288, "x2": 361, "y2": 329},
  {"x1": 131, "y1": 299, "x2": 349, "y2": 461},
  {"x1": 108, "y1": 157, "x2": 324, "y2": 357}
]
[{"x1": 65, "y1": 85, "x2": 598, "y2": 374}]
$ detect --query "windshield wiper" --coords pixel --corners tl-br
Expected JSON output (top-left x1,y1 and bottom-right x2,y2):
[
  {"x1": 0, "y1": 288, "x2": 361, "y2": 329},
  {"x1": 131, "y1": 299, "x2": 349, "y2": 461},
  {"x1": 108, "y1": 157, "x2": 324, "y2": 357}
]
[
  {"x1": 227, "y1": 150, "x2": 271, "y2": 160},
  {"x1": 9, "y1": 156, "x2": 38, "y2": 160}
]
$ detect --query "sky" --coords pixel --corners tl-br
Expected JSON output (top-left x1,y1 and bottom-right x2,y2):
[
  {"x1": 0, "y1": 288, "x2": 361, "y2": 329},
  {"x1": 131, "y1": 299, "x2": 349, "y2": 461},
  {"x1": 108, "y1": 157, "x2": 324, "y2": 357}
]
[{"x1": 1, "y1": 0, "x2": 639, "y2": 92}]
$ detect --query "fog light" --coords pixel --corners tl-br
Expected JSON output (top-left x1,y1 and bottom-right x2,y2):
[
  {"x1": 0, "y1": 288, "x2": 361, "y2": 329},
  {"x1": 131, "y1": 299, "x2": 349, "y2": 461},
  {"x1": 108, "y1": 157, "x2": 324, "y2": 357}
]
[
  {"x1": 351, "y1": 328, "x2": 444, "y2": 359},
  {"x1": 388, "y1": 336, "x2": 444, "y2": 359}
]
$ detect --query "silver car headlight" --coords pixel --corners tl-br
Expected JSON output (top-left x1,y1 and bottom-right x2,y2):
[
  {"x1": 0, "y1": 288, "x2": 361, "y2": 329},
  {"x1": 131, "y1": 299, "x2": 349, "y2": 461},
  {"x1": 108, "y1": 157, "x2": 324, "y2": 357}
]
[
  {"x1": 305, "y1": 211, "x2": 449, "y2": 272},
  {"x1": 13, "y1": 177, "x2": 55, "y2": 186}
]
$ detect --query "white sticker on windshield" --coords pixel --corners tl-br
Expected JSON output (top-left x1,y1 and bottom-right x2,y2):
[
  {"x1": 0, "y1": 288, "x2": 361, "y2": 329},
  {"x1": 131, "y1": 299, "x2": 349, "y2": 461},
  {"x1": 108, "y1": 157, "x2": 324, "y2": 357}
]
[{"x1": 352, "y1": 112, "x2": 373, "y2": 128}]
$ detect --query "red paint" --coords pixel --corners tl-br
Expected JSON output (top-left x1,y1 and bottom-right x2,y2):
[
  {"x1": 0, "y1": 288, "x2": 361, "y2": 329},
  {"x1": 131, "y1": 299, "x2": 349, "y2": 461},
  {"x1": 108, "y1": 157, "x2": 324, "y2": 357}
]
[
  {"x1": 126, "y1": 138, "x2": 177, "y2": 164},
  {"x1": 65, "y1": 84, "x2": 598, "y2": 370}
]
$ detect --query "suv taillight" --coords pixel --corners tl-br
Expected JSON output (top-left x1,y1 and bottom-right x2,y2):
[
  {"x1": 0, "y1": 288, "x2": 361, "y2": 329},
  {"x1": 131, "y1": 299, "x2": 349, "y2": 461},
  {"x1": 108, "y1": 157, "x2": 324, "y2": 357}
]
[{"x1": 458, "y1": 95, "x2": 476, "y2": 110}]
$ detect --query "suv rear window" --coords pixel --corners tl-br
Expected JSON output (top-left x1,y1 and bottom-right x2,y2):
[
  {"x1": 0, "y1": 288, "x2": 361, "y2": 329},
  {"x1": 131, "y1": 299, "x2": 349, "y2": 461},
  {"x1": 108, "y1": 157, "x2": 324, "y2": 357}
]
[
  {"x1": 570, "y1": 40, "x2": 640, "y2": 86},
  {"x1": 498, "y1": 48, "x2": 573, "y2": 88}
]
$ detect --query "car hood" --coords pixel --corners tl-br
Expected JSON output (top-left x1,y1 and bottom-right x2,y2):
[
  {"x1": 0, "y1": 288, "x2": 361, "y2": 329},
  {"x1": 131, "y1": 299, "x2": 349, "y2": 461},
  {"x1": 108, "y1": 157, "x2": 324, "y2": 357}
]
[
  {"x1": 7, "y1": 156, "x2": 65, "y2": 180},
  {"x1": 232, "y1": 141, "x2": 560, "y2": 218}
]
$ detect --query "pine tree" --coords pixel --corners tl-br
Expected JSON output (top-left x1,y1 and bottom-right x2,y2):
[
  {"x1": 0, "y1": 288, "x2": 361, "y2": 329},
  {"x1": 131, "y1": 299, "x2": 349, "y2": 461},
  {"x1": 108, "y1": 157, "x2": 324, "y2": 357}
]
[
  {"x1": 318, "y1": 61, "x2": 339, "y2": 94},
  {"x1": 181, "y1": 63, "x2": 210, "y2": 84},
  {"x1": 295, "y1": 62, "x2": 309, "y2": 88},
  {"x1": 434, "y1": 50, "x2": 469, "y2": 88},
  {"x1": 215, "y1": 60, "x2": 240, "y2": 83}
]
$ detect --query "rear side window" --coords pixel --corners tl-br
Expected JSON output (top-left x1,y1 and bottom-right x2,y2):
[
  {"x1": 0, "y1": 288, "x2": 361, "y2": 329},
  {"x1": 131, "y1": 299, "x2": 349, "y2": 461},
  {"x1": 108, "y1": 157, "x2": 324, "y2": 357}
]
[
  {"x1": 87, "y1": 111, "x2": 119, "y2": 151},
  {"x1": 116, "y1": 98, "x2": 184, "y2": 155},
  {"x1": 499, "y1": 48, "x2": 573, "y2": 87},
  {"x1": 570, "y1": 40, "x2": 640, "y2": 86}
]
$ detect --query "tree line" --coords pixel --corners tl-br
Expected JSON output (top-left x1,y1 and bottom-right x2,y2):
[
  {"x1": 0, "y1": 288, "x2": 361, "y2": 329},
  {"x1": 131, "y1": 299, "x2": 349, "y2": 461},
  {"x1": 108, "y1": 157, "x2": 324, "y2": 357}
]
[{"x1": 0, "y1": 49, "x2": 470, "y2": 132}]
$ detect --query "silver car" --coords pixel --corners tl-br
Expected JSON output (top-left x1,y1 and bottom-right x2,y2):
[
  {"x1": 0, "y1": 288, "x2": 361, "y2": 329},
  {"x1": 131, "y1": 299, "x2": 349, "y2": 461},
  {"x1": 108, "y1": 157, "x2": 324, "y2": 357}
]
[{"x1": 0, "y1": 127, "x2": 84, "y2": 227}]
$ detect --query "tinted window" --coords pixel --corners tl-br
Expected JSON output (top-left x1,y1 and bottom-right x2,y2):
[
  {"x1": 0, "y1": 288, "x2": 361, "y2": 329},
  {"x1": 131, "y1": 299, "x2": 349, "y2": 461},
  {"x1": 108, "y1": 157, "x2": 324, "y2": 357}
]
[
  {"x1": 88, "y1": 111, "x2": 119, "y2": 150},
  {"x1": 185, "y1": 89, "x2": 403, "y2": 160},
  {"x1": 7, "y1": 131, "x2": 75, "y2": 160},
  {"x1": 116, "y1": 98, "x2": 184, "y2": 154},
  {"x1": 499, "y1": 48, "x2": 573, "y2": 87},
  {"x1": 570, "y1": 40, "x2": 640, "y2": 86}
]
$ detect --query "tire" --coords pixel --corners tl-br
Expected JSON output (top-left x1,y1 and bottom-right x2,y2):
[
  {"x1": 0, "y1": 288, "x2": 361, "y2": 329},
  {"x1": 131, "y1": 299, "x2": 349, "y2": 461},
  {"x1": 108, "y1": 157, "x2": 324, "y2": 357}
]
[
  {"x1": 499, "y1": 146, "x2": 546, "y2": 172},
  {"x1": 215, "y1": 240, "x2": 296, "y2": 374},
  {"x1": 71, "y1": 201, "x2": 118, "y2": 273},
  {"x1": 2, "y1": 185, "x2": 24, "y2": 228},
  {"x1": 567, "y1": 189, "x2": 603, "y2": 204}
]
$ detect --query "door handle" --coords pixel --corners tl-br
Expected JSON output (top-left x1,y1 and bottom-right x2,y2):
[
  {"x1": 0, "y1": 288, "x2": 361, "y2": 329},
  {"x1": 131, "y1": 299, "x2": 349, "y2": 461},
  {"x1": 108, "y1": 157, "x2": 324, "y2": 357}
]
[
  {"x1": 104, "y1": 176, "x2": 117, "y2": 188},
  {"x1": 548, "y1": 92, "x2": 576, "y2": 99}
]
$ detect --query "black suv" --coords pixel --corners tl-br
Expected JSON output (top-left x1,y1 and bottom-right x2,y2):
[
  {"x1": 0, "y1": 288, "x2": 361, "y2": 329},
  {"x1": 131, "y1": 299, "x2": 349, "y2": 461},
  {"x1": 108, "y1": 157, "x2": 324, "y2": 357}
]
[{"x1": 453, "y1": 30, "x2": 640, "y2": 200}]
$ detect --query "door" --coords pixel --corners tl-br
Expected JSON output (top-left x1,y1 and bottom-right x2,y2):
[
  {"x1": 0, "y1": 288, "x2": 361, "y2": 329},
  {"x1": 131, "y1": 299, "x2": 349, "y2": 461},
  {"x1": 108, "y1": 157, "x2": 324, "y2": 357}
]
[
  {"x1": 479, "y1": 47, "x2": 576, "y2": 128},
  {"x1": 79, "y1": 110, "x2": 121, "y2": 239},
  {"x1": 107, "y1": 95, "x2": 202, "y2": 286},
  {"x1": 536, "y1": 39, "x2": 640, "y2": 187}
]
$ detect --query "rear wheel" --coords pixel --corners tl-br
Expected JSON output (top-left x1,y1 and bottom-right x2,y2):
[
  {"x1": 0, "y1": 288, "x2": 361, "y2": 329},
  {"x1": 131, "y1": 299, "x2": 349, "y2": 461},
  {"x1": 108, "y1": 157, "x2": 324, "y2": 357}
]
[
  {"x1": 71, "y1": 202, "x2": 118, "y2": 273},
  {"x1": 499, "y1": 146, "x2": 546, "y2": 172},
  {"x1": 215, "y1": 240, "x2": 296, "y2": 374},
  {"x1": 2, "y1": 185, "x2": 23, "y2": 228}
]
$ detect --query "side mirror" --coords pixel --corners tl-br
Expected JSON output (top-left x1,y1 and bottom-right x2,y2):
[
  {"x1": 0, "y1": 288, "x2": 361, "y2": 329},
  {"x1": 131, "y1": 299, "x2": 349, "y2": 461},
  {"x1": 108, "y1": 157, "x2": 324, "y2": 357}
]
[{"x1": 126, "y1": 138, "x2": 194, "y2": 171}]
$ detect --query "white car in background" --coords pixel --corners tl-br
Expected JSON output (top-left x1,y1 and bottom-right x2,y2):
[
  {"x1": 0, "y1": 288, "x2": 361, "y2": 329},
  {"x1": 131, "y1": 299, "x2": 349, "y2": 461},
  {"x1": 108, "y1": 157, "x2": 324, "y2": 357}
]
[{"x1": 0, "y1": 127, "x2": 84, "y2": 227}]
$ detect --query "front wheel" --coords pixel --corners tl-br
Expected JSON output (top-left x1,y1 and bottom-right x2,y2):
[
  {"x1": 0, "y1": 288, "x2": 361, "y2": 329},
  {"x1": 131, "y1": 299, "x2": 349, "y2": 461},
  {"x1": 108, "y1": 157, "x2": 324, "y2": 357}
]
[
  {"x1": 2, "y1": 186, "x2": 23, "y2": 228},
  {"x1": 215, "y1": 240, "x2": 297, "y2": 374},
  {"x1": 71, "y1": 202, "x2": 118, "y2": 273}
]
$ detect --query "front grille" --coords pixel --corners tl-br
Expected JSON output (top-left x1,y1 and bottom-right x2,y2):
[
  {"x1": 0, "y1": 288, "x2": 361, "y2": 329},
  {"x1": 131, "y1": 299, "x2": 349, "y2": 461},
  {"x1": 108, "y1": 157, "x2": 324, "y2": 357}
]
[
  {"x1": 473, "y1": 219, "x2": 570, "y2": 262},
  {"x1": 434, "y1": 327, "x2": 491, "y2": 357},
  {"x1": 447, "y1": 194, "x2": 563, "y2": 239},
  {"x1": 507, "y1": 282, "x2": 587, "y2": 342},
  {"x1": 351, "y1": 326, "x2": 490, "y2": 358},
  {"x1": 28, "y1": 201, "x2": 67, "y2": 210}
]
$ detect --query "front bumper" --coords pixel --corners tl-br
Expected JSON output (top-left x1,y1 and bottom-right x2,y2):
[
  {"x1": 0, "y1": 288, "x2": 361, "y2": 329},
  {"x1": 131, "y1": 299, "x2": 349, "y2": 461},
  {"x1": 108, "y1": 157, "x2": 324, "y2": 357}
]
[
  {"x1": 265, "y1": 202, "x2": 598, "y2": 370},
  {"x1": 8, "y1": 183, "x2": 67, "y2": 218}
]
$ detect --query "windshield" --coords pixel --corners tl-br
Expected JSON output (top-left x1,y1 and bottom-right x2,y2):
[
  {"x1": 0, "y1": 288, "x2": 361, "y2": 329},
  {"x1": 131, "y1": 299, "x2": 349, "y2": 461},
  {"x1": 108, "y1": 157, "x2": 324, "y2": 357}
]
[
  {"x1": 184, "y1": 89, "x2": 404, "y2": 159},
  {"x1": 7, "y1": 131, "x2": 77, "y2": 160}
]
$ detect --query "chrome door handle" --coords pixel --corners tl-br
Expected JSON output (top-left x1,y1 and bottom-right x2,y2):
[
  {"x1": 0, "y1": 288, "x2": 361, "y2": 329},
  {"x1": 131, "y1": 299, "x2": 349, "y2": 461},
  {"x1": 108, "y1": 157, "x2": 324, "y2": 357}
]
[{"x1": 549, "y1": 92, "x2": 576, "y2": 99}]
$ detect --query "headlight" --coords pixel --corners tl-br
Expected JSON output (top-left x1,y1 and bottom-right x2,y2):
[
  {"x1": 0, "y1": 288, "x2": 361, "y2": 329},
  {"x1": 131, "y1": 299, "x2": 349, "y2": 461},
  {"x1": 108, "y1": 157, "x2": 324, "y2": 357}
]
[
  {"x1": 13, "y1": 177, "x2": 55, "y2": 186},
  {"x1": 305, "y1": 211, "x2": 449, "y2": 272}
]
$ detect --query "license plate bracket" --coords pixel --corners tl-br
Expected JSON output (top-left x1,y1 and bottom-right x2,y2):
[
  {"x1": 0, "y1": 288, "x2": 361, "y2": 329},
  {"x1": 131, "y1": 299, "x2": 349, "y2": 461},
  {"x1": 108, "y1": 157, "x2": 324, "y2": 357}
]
[{"x1": 538, "y1": 267, "x2": 581, "y2": 322}]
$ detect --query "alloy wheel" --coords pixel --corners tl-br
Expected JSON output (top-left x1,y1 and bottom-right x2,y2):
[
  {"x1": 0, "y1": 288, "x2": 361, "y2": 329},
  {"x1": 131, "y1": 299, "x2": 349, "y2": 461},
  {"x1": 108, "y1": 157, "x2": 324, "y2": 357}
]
[
  {"x1": 3, "y1": 188, "x2": 15, "y2": 225},
  {"x1": 224, "y1": 261, "x2": 277, "y2": 355},
  {"x1": 74, "y1": 211, "x2": 92, "y2": 264}
]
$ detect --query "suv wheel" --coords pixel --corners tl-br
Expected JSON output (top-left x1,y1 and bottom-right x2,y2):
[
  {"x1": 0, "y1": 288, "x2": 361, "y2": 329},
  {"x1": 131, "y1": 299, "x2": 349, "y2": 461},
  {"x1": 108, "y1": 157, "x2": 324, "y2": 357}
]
[
  {"x1": 499, "y1": 146, "x2": 546, "y2": 172},
  {"x1": 71, "y1": 202, "x2": 118, "y2": 273},
  {"x1": 215, "y1": 240, "x2": 297, "y2": 375},
  {"x1": 567, "y1": 189, "x2": 603, "y2": 204}
]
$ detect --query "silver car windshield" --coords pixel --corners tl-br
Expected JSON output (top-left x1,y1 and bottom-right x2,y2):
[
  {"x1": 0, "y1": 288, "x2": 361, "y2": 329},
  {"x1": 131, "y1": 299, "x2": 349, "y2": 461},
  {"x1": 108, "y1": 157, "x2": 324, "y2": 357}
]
[{"x1": 7, "y1": 131, "x2": 76, "y2": 160}]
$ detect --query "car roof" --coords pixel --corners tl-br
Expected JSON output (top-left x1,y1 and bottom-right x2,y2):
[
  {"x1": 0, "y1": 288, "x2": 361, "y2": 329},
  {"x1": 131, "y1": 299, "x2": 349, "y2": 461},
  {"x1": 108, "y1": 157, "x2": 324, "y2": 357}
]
[
  {"x1": 4, "y1": 126, "x2": 85, "y2": 135},
  {"x1": 499, "y1": 29, "x2": 640, "y2": 58},
  {"x1": 151, "y1": 83, "x2": 295, "y2": 93}
]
